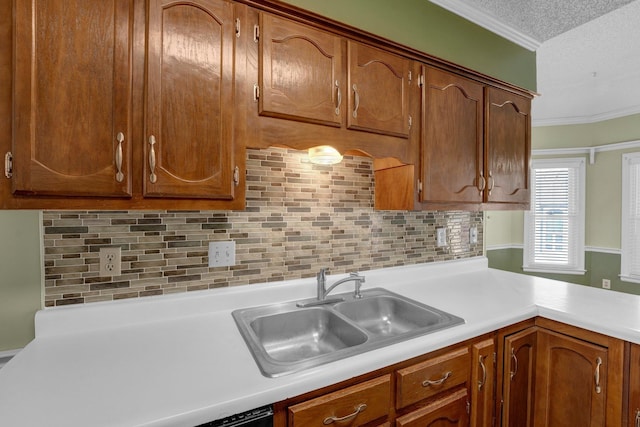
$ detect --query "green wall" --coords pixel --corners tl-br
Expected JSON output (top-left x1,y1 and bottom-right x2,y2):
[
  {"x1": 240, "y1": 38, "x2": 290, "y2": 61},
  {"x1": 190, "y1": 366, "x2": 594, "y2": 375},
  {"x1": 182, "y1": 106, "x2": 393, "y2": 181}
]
[
  {"x1": 0, "y1": 211, "x2": 42, "y2": 351},
  {"x1": 281, "y1": 0, "x2": 536, "y2": 91},
  {"x1": 486, "y1": 113, "x2": 640, "y2": 294}
]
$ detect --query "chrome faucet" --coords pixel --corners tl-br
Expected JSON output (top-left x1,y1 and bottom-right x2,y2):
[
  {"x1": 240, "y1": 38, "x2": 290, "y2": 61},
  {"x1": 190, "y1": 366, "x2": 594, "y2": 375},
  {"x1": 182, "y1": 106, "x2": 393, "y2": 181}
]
[{"x1": 317, "y1": 268, "x2": 365, "y2": 300}]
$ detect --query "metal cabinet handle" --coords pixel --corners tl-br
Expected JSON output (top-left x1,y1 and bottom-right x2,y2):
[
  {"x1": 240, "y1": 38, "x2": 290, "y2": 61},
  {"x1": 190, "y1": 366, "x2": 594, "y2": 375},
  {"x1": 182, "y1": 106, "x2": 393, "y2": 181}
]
[
  {"x1": 148, "y1": 135, "x2": 157, "y2": 184},
  {"x1": 488, "y1": 170, "x2": 495, "y2": 195},
  {"x1": 335, "y1": 80, "x2": 341, "y2": 115},
  {"x1": 510, "y1": 348, "x2": 518, "y2": 380},
  {"x1": 115, "y1": 132, "x2": 125, "y2": 183},
  {"x1": 323, "y1": 403, "x2": 367, "y2": 425},
  {"x1": 595, "y1": 357, "x2": 602, "y2": 394},
  {"x1": 634, "y1": 409, "x2": 640, "y2": 427},
  {"x1": 478, "y1": 171, "x2": 486, "y2": 193},
  {"x1": 233, "y1": 166, "x2": 240, "y2": 186},
  {"x1": 423, "y1": 371, "x2": 452, "y2": 387},
  {"x1": 352, "y1": 84, "x2": 359, "y2": 118},
  {"x1": 478, "y1": 354, "x2": 487, "y2": 390}
]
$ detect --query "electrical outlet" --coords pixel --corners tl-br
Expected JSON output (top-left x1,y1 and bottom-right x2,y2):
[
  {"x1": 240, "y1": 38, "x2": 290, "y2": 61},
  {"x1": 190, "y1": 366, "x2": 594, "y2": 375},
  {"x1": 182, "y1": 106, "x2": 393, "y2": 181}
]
[
  {"x1": 602, "y1": 279, "x2": 611, "y2": 289},
  {"x1": 99, "y1": 247, "x2": 121, "y2": 277},
  {"x1": 469, "y1": 226, "x2": 478, "y2": 244},
  {"x1": 436, "y1": 227, "x2": 448, "y2": 247},
  {"x1": 208, "y1": 241, "x2": 236, "y2": 267}
]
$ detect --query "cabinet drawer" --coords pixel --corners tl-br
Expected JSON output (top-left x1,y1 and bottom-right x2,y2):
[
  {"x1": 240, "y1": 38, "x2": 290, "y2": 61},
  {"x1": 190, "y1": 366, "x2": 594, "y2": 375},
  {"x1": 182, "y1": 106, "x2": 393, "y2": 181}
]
[
  {"x1": 288, "y1": 374, "x2": 391, "y2": 427},
  {"x1": 395, "y1": 388, "x2": 469, "y2": 427},
  {"x1": 396, "y1": 346, "x2": 469, "y2": 409}
]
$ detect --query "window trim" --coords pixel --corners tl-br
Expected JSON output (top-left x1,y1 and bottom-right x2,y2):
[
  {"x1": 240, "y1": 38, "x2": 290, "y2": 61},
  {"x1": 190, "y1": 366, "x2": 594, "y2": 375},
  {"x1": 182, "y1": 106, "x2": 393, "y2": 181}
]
[
  {"x1": 620, "y1": 152, "x2": 640, "y2": 283},
  {"x1": 523, "y1": 157, "x2": 586, "y2": 275}
]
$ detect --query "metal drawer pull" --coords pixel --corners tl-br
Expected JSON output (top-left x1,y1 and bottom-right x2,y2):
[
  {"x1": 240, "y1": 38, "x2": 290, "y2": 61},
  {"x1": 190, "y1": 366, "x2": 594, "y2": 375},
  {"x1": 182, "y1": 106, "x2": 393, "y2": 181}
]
[
  {"x1": 594, "y1": 357, "x2": 602, "y2": 394},
  {"x1": 335, "y1": 80, "x2": 341, "y2": 115},
  {"x1": 323, "y1": 403, "x2": 367, "y2": 425},
  {"x1": 478, "y1": 172, "x2": 486, "y2": 192},
  {"x1": 115, "y1": 132, "x2": 125, "y2": 182},
  {"x1": 148, "y1": 135, "x2": 157, "y2": 183},
  {"x1": 422, "y1": 370, "x2": 452, "y2": 387},
  {"x1": 478, "y1": 355, "x2": 487, "y2": 390},
  {"x1": 352, "y1": 84, "x2": 359, "y2": 118},
  {"x1": 488, "y1": 170, "x2": 494, "y2": 195},
  {"x1": 510, "y1": 348, "x2": 518, "y2": 380}
]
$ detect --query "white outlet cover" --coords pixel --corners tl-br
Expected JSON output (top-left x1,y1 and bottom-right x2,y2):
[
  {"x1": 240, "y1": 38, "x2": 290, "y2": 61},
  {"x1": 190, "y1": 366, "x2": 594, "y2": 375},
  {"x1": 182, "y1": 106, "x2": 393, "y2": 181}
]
[
  {"x1": 99, "y1": 247, "x2": 121, "y2": 277},
  {"x1": 208, "y1": 241, "x2": 236, "y2": 267},
  {"x1": 436, "y1": 228, "x2": 447, "y2": 247},
  {"x1": 470, "y1": 226, "x2": 478, "y2": 244}
]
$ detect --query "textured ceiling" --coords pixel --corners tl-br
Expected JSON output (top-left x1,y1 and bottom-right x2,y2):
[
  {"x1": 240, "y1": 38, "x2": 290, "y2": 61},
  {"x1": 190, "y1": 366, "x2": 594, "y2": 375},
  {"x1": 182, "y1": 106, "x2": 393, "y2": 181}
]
[{"x1": 430, "y1": 0, "x2": 640, "y2": 126}]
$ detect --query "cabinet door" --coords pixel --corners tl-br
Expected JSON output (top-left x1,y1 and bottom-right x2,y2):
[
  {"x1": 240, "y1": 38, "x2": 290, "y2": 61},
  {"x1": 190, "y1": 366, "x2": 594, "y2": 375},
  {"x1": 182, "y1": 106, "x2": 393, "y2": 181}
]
[
  {"x1": 13, "y1": 0, "x2": 133, "y2": 197},
  {"x1": 145, "y1": 0, "x2": 236, "y2": 199},
  {"x1": 502, "y1": 327, "x2": 536, "y2": 427},
  {"x1": 421, "y1": 67, "x2": 483, "y2": 204},
  {"x1": 347, "y1": 41, "x2": 411, "y2": 138},
  {"x1": 470, "y1": 338, "x2": 495, "y2": 427},
  {"x1": 396, "y1": 388, "x2": 469, "y2": 427},
  {"x1": 485, "y1": 87, "x2": 531, "y2": 204},
  {"x1": 259, "y1": 13, "x2": 343, "y2": 127},
  {"x1": 629, "y1": 344, "x2": 640, "y2": 427},
  {"x1": 534, "y1": 329, "x2": 607, "y2": 427}
]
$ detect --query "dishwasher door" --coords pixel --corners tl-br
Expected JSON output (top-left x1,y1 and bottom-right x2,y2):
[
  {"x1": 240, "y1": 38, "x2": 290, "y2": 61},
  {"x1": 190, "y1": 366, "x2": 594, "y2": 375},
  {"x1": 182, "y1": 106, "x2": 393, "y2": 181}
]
[{"x1": 196, "y1": 405, "x2": 273, "y2": 427}]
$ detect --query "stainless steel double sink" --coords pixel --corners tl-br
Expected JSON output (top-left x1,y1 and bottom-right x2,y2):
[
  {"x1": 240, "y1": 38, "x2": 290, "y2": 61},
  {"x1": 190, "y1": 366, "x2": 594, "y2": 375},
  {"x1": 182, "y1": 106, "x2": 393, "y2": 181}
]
[{"x1": 232, "y1": 288, "x2": 464, "y2": 377}]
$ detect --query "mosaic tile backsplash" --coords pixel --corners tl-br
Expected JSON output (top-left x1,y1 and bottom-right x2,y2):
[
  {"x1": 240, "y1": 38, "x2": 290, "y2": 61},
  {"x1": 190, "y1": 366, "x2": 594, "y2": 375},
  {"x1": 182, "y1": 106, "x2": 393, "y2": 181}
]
[{"x1": 43, "y1": 148, "x2": 483, "y2": 306}]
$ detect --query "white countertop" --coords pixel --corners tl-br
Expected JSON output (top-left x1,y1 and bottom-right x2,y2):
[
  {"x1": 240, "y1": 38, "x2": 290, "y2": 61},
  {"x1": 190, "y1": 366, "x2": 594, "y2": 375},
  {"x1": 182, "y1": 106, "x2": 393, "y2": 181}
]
[{"x1": 1, "y1": 257, "x2": 640, "y2": 426}]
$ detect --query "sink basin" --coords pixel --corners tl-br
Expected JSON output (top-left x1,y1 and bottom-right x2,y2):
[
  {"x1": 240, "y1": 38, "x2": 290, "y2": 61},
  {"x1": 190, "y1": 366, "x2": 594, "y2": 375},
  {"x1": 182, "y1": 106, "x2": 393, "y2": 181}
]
[
  {"x1": 334, "y1": 294, "x2": 453, "y2": 338},
  {"x1": 249, "y1": 308, "x2": 368, "y2": 362},
  {"x1": 232, "y1": 288, "x2": 464, "y2": 377}
]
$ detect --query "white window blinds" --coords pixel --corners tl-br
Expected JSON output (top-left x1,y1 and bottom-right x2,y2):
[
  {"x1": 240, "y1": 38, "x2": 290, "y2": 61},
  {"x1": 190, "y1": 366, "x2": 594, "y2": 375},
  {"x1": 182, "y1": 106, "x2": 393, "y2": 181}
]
[
  {"x1": 523, "y1": 158, "x2": 585, "y2": 274},
  {"x1": 621, "y1": 153, "x2": 640, "y2": 282}
]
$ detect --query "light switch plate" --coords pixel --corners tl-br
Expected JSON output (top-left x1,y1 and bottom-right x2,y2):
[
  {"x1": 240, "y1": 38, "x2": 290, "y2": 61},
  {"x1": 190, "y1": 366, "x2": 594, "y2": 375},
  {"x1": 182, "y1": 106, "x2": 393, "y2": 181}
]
[
  {"x1": 436, "y1": 227, "x2": 447, "y2": 247},
  {"x1": 208, "y1": 241, "x2": 236, "y2": 267},
  {"x1": 470, "y1": 226, "x2": 478, "y2": 244}
]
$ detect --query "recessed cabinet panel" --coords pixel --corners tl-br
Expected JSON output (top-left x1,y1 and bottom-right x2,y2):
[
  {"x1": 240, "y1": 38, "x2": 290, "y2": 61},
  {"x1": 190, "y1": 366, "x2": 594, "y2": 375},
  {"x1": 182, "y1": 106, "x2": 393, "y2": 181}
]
[
  {"x1": 12, "y1": 0, "x2": 133, "y2": 197},
  {"x1": 259, "y1": 14, "x2": 343, "y2": 127},
  {"x1": 502, "y1": 327, "x2": 536, "y2": 427},
  {"x1": 145, "y1": 0, "x2": 235, "y2": 199},
  {"x1": 347, "y1": 41, "x2": 410, "y2": 138},
  {"x1": 485, "y1": 87, "x2": 531, "y2": 204},
  {"x1": 471, "y1": 338, "x2": 495, "y2": 427},
  {"x1": 421, "y1": 67, "x2": 483, "y2": 204}
]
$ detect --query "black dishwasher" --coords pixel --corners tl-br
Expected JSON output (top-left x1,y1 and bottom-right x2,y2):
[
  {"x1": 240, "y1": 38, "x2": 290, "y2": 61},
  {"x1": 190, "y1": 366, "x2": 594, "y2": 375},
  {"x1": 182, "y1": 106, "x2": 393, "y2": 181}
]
[{"x1": 196, "y1": 405, "x2": 273, "y2": 427}]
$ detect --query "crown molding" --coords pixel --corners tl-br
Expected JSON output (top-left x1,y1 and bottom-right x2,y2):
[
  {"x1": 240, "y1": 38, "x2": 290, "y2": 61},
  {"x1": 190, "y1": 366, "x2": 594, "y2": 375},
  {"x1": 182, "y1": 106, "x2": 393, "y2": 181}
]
[
  {"x1": 533, "y1": 104, "x2": 640, "y2": 127},
  {"x1": 429, "y1": 0, "x2": 541, "y2": 51}
]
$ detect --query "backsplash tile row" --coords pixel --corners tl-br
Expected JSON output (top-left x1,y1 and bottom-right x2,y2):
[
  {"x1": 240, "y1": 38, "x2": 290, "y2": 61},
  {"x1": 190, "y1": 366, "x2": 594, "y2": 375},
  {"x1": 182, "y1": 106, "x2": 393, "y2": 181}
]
[{"x1": 43, "y1": 148, "x2": 483, "y2": 306}]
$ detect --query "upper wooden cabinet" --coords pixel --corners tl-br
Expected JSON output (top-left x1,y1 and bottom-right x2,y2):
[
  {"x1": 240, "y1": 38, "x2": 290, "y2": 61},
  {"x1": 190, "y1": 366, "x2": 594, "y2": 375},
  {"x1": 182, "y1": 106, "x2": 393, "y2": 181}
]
[
  {"x1": 259, "y1": 13, "x2": 343, "y2": 127},
  {"x1": 484, "y1": 87, "x2": 531, "y2": 204},
  {"x1": 420, "y1": 67, "x2": 483, "y2": 205},
  {"x1": 7, "y1": 0, "x2": 243, "y2": 208},
  {"x1": 12, "y1": 0, "x2": 134, "y2": 197},
  {"x1": 145, "y1": 0, "x2": 237, "y2": 199},
  {"x1": 347, "y1": 41, "x2": 412, "y2": 138}
]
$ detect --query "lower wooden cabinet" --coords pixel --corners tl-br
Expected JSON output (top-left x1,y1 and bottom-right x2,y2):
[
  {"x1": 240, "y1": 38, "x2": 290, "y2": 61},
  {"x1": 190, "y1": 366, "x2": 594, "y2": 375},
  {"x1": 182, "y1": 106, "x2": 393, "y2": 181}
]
[
  {"x1": 470, "y1": 339, "x2": 496, "y2": 427},
  {"x1": 396, "y1": 388, "x2": 469, "y2": 427},
  {"x1": 497, "y1": 318, "x2": 625, "y2": 427},
  {"x1": 629, "y1": 344, "x2": 640, "y2": 427}
]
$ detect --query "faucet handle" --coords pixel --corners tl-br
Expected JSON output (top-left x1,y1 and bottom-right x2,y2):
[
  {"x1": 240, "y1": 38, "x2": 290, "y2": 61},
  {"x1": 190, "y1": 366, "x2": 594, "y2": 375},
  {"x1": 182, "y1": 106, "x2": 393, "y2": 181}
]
[{"x1": 318, "y1": 267, "x2": 329, "y2": 280}]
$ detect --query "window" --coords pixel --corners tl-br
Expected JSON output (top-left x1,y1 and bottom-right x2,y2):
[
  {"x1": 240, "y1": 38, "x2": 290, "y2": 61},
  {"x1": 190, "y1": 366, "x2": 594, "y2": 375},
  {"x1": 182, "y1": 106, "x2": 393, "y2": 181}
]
[
  {"x1": 523, "y1": 158, "x2": 585, "y2": 274},
  {"x1": 621, "y1": 153, "x2": 640, "y2": 283}
]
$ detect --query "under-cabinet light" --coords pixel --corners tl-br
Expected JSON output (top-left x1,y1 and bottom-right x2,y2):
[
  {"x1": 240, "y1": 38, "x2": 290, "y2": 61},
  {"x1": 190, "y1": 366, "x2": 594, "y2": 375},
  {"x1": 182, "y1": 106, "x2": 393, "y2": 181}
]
[{"x1": 308, "y1": 145, "x2": 343, "y2": 165}]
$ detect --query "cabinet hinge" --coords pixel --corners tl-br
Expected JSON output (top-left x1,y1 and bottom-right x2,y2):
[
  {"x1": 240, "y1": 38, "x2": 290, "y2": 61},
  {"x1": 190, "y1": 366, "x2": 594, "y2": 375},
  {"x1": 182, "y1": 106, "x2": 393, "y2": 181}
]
[
  {"x1": 253, "y1": 24, "x2": 259, "y2": 43},
  {"x1": 418, "y1": 74, "x2": 425, "y2": 87},
  {"x1": 466, "y1": 400, "x2": 470, "y2": 414},
  {"x1": 253, "y1": 84, "x2": 260, "y2": 101},
  {"x1": 408, "y1": 115, "x2": 412, "y2": 129},
  {"x1": 417, "y1": 179, "x2": 422, "y2": 193},
  {"x1": 4, "y1": 151, "x2": 13, "y2": 179},
  {"x1": 235, "y1": 18, "x2": 240, "y2": 38},
  {"x1": 233, "y1": 166, "x2": 240, "y2": 186},
  {"x1": 408, "y1": 71, "x2": 412, "y2": 83}
]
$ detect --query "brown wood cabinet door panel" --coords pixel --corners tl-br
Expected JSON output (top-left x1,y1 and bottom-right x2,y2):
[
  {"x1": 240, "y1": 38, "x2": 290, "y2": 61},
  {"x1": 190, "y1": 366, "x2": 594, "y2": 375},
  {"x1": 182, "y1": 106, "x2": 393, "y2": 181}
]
[
  {"x1": 502, "y1": 327, "x2": 537, "y2": 427},
  {"x1": 470, "y1": 338, "x2": 495, "y2": 427},
  {"x1": 347, "y1": 41, "x2": 410, "y2": 138},
  {"x1": 629, "y1": 344, "x2": 640, "y2": 427},
  {"x1": 13, "y1": 0, "x2": 133, "y2": 197},
  {"x1": 288, "y1": 374, "x2": 391, "y2": 427},
  {"x1": 485, "y1": 87, "x2": 531, "y2": 204},
  {"x1": 145, "y1": 0, "x2": 235, "y2": 199},
  {"x1": 259, "y1": 14, "x2": 343, "y2": 127},
  {"x1": 396, "y1": 388, "x2": 469, "y2": 427},
  {"x1": 534, "y1": 329, "x2": 607, "y2": 427},
  {"x1": 396, "y1": 346, "x2": 470, "y2": 409},
  {"x1": 421, "y1": 67, "x2": 483, "y2": 204}
]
